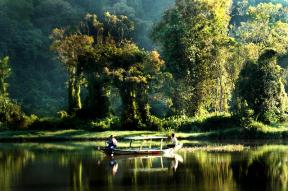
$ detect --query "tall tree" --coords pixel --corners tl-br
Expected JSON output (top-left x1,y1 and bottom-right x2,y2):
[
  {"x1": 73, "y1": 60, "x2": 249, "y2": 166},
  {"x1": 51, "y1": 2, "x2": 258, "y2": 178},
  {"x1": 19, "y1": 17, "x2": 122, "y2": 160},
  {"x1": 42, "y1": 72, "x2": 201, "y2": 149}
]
[
  {"x1": 233, "y1": 49, "x2": 287, "y2": 124},
  {"x1": 50, "y1": 29, "x2": 94, "y2": 114},
  {"x1": 0, "y1": 56, "x2": 22, "y2": 126},
  {"x1": 0, "y1": 57, "x2": 11, "y2": 96},
  {"x1": 107, "y1": 42, "x2": 165, "y2": 129},
  {"x1": 77, "y1": 13, "x2": 135, "y2": 119},
  {"x1": 152, "y1": 0, "x2": 233, "y2": 115},
  {"x1": 233, "y1": 2, "x2": 288, "y2": 56}
]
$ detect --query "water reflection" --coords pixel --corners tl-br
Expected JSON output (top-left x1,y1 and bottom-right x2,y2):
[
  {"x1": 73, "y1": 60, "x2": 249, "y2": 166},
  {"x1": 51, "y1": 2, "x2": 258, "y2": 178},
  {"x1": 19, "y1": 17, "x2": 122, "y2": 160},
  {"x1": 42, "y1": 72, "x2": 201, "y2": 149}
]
[
  {"x1": 1, "y1": 144, "x2": 288, "y2": 190},
  {"x1": 232, "y1": 145, "x2": 288, "y2": 191},
  {"x1": 109, "y1": 157, "x2": 118, "y2": 176},
  {"x1": 0, "y1": 150, "x2": 34, "y2": 191}
]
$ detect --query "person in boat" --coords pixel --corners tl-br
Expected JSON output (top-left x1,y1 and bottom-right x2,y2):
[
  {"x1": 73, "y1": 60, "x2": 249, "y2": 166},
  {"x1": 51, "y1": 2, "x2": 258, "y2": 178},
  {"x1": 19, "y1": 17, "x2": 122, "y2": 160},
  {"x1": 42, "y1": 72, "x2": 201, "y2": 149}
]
[
  {"x1": 171, "y1": 133, "x2": 178, "y2": 145},
  {"x1": 107, "y1": 135, "x2": 118, "y2": 150},
  {"x1": 167, "y1": 133, "x2": 179, "y2": 148}
]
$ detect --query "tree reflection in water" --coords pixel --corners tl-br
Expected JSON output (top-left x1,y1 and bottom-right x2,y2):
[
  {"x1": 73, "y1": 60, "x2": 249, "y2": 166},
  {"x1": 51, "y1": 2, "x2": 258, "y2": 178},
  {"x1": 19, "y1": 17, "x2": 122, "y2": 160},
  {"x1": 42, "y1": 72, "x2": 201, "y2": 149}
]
[
  {"x1": 0, "y1": 150, "x2": 34, "y2": 191},
  {"x1": 0, "y1": 144, "x2": 288, "y2": 191},
  {"x1": 232, "y1": 145, "x2": 288, "y2": 191}
]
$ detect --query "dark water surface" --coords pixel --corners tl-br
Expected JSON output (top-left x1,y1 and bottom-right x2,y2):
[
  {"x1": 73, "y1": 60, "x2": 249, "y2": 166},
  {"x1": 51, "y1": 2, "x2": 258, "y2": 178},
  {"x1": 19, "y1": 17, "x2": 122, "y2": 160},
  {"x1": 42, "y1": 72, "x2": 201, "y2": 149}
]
[{"x1": 0, "y1": 142, "x2": 288, "y2": 191}]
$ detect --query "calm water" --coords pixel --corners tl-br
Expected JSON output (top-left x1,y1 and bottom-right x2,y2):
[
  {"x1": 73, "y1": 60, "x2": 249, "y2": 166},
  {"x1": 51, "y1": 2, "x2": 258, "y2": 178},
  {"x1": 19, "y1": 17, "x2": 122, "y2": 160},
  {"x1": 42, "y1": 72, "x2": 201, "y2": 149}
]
[{"x1": 0, "y1": 142, "x2": 288, "y2": 191}]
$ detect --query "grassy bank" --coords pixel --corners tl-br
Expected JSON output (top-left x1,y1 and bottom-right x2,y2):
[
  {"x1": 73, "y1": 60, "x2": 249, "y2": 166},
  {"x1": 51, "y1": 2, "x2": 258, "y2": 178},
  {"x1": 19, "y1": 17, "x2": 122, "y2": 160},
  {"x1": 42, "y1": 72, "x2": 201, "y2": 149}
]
[
  {"x1": 1, "y1": 114, "x2": 288, "y2": 142},
  {"x1": 0, "y1": 125, "x2": 288, "y2": 142}
]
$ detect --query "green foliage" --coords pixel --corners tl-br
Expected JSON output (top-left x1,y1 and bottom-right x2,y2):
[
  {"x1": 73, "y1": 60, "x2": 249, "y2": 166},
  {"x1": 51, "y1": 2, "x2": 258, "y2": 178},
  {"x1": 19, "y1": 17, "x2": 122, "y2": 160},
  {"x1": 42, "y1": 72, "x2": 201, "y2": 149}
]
[
  {"x1": 57, "y1": 110, "x2": 69, "y2": 119},
  {"x1": 152, "y1": 0, "x2": 234, "y2": 115},
  {"x1": 28, "y1": 117, "x2": 84, "y2": 130},
  {"x1": 162, "y1": 116, "x2": 197, "y2": 132},
  {"x1": 50, "y1": 29, "x2": 94, "y2": 114},
  {"x1": 3, "y1": 0, "x2": 288, "y2": 133},
  {"x1": 161, "y1": 114, "x2": 235, "y2": 132},
  {"x1": 0, "y1": 57, "x2": 25, "y2": 129},
  {"x1": 233, "y1": 2, "x2": 288, "y2": 55},
  {"x1": 90, "y1": 117, "x2": 121, "y2": 131},
  {"x1": 50, "y1": 13, "x2": 167, "y2": 130},
  {"x1": 199, "y1": 115, "x2": 236, "y2": 132},
  {"x1": 233, "y1": 49, "x2": 287, "y2": 124},
  {"x1": 0, "y1": 0, "x2": 172, "y2": 117},
  {"x1": 0, "y1": 95, "x2": 23, "y2": 128},
  {"x1": 0, "y1": 57, "x2": 11, "y2": 96}
]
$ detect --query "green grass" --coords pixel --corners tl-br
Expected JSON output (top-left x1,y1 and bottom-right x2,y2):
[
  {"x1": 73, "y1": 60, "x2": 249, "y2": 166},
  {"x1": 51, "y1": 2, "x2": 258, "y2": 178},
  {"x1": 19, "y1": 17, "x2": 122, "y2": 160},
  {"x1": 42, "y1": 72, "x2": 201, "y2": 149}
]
[
  {"x1": 184, "y1": 144, "x2": 245, "y2": 152},
  {"x1": 1, "y1": 113, "x2": 288, "y2": 142},
  {"x1": 0, "y1": 124, "x2": 287, "y2": 142}
]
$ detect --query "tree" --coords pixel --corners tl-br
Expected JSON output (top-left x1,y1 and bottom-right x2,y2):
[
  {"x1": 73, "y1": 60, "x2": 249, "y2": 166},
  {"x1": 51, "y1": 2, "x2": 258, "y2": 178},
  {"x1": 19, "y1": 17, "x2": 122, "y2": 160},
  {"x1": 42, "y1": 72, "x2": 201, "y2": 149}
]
[
  {"x1": 233, "y1": 2, "x2": 288, "y2": 56},
  {"x1": 107, "y1": 42, "x2": 165, "y2": 129},
  {"x1": 77, "y1": 13, "x2": 135, "y2": 119},
  {"x1": 50, "y1": 29, "x2": 94, "y2": 114},
  {"x1": 152, "y1": 0, "x2": 233, "y2": 115},
  {"x1": 0, "y1": 0, "x2": 173, "y2": 116},
  {"x1": 0, "y1": 57, "x2": 23, "y2": 126},
  {"x1": 0, "y1": 57, "x2": 11, "y2": 96},
  {"x1": 233, "y1": 49, "x2": 287, "y2": 124},
  {"x1": 78, "y1": 43, "x2": 115, "y2": 119},
  {"x1": 55, "y1": 12, "x2": 166, "y2": 129}
]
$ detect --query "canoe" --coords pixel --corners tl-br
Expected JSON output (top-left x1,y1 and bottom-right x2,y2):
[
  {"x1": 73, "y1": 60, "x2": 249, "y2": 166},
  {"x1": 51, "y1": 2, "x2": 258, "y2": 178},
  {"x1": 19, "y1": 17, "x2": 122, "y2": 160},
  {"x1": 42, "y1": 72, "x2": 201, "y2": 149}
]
[
  {"x1": 101, "y1": 143, "x2": 183, "y2": 156},
  {"x1": 100, "y1": 135, "x2": 182, "y2": 156}
]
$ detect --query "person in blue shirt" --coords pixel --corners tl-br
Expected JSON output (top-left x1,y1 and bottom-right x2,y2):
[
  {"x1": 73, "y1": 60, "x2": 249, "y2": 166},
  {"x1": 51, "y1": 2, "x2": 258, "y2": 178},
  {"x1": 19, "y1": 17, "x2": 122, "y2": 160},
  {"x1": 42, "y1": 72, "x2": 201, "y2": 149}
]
[{"x1": 107, "y1": 135, "x2": 118, "y2": 150}]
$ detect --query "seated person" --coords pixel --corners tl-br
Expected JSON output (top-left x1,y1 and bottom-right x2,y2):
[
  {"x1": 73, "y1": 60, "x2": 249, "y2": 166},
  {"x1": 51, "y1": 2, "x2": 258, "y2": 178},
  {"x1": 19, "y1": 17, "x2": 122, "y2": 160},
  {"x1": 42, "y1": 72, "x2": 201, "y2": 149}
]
[
  {"x1": 167, "y1": 133, "x2": 179, "y2": 148},
  {"x1": 107, "y1": 135, "x2": 118, "y2": 150}
]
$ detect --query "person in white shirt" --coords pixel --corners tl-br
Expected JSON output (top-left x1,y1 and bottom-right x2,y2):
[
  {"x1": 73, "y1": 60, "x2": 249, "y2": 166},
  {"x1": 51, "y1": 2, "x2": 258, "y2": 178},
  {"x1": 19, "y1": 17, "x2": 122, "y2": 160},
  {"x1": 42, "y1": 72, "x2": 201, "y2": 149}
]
[
  {"x1": 167, "y1": 133, "x2": 178, "y2": 148},
  {"x1": 171, "y1": 133, "x2": 178, "y2": 146}
]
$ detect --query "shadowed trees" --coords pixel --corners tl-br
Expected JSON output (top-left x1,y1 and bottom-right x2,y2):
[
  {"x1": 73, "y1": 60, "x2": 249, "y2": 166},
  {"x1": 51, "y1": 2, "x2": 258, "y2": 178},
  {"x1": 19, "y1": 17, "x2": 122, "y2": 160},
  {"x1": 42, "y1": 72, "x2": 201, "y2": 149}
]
[
  {"x1": 0, "y1": 57, "x2": 23, "y2": 127},
  {"x1": 51, "y1": 13, "x2": 165, "y2": 129},
  {"x1": 107, "y1": 44, "x2": 164, "y2": 129},
  {"x1": 50, "y1": 30, "x2": 94, "y2": 114},
  {"x1": 0, "y1": 57, "x2": 11, "y2": 96},
  {"x1": 233, "y1": 49, "x2": 287, "y2": 124}
]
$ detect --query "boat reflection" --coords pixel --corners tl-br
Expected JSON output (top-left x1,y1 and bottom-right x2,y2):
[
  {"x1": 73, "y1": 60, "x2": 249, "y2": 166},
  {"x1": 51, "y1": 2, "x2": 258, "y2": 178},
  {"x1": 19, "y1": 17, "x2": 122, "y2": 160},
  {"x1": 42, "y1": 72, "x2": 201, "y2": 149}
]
[
  {"x1": 2, "y1": 144, "x2": 288, "y2": 191},
  {"x1": 106, "y1": 153, "x2": 184, "y2": 176},
  {"x1": 170, "y1": 154, "x2": 184, "y2": 172},
  {"x1": 108, "y1": 157, "x2": 119, "y2": 176}
]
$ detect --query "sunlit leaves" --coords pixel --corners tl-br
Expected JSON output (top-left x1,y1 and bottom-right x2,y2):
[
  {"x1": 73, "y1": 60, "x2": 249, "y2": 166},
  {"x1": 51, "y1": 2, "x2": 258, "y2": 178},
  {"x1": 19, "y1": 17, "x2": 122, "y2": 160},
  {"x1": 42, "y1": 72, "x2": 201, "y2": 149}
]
[
  {"x1": 153, "y1": 0, "x2": 233, "y2": 115},
  {"x1": 234, "y1": 2, "x2": 288, "y2": 55},
  {"x1": 50, "y1": 29, "x2": 94, "y2": 69},
  {"x1": 0, "y1": 57, "x2": 11, "y2": 96}
]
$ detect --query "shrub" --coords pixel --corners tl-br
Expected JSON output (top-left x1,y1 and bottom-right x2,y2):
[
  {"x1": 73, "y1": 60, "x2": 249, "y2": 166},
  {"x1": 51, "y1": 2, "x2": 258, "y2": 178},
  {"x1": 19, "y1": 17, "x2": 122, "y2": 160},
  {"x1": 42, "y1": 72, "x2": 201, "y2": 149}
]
[
  {"x1": 146, "y1": 115, "x2": 163, "y2": 131},
  {"x1": 0, "y1": 96, "x2": 24, "y2": 128},
  {"x1": 248, "y1": 121, "x2": 269, "y2": 131},
  {"x1": 90, "y1": 117, "x2": 121, "y2": 131},
  {"x1": 57, "y1": 111, "x2": 69, "y2": 119},
  {"x1": 199, "y1": 115, "x2": 236, "y2": 132},
  {"x1": 162, "y1": 115, "x2": 197, "y2": 132}
]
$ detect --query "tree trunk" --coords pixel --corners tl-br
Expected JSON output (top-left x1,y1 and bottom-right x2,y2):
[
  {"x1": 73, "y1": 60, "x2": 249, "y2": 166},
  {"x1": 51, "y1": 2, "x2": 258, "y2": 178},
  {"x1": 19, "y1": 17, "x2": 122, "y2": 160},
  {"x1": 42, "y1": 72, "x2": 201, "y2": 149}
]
[
  {"x1": 137, "y1": 85, "x2": 150, "y2": 124},
  {"x1": 120, "y1": 83, "x2": 140, "y2": 130},
  {"x1": 0, "y1": 79, "x2": 5, "y2": 96},
  {"x1": 84, "y1": 72, "x2": 110, "y2": 119},
  {"x1": 67, "y1": 73, "x2": 82, "y2": 115},
  {"x1": 219, "y1": 75, "x2": 224, "y2": 112},
  {"x1": 74, "y1": 76, "x2": 82, "y2": 110},
  {"x1": 67, "y1": 75, "x2": 74, "y2": 114}
]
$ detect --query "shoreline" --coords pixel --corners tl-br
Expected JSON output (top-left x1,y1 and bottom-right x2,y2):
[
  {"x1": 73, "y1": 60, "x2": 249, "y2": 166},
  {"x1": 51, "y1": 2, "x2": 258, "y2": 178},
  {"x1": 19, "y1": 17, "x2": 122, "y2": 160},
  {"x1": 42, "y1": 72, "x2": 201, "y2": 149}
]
[{"x1": 0, "y1": 128, "x2": 288, "y2": 143}]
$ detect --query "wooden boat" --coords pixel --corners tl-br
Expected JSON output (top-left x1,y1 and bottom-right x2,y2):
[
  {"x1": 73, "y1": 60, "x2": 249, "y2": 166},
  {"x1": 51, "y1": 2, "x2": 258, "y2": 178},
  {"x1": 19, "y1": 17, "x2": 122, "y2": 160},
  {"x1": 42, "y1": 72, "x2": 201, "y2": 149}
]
[{"x1": 100, "y1": 136, "x2": 182, "y2": 156}]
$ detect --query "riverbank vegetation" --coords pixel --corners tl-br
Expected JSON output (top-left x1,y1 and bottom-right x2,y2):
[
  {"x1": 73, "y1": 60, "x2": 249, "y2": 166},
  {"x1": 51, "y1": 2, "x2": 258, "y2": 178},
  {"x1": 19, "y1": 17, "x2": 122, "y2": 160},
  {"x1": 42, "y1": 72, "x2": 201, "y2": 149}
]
[{"x1": 1, "y1": 0, "x2": 288, "y2": 139}]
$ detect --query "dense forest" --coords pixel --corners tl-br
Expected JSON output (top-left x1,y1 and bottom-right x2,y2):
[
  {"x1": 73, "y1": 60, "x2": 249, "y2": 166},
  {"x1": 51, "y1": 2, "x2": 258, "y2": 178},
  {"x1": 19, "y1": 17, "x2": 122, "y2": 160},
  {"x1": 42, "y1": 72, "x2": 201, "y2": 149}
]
[{"x1": 1, "y1": 0, "x2": 288, "y2": 131}]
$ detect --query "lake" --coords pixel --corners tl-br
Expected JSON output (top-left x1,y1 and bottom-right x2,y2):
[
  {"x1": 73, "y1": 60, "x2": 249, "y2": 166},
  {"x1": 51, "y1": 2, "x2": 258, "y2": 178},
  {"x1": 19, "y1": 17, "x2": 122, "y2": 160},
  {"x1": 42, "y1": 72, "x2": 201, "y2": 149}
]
[{"x1": 0, "y1": 142, "x2": 287, "y2": 191}]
